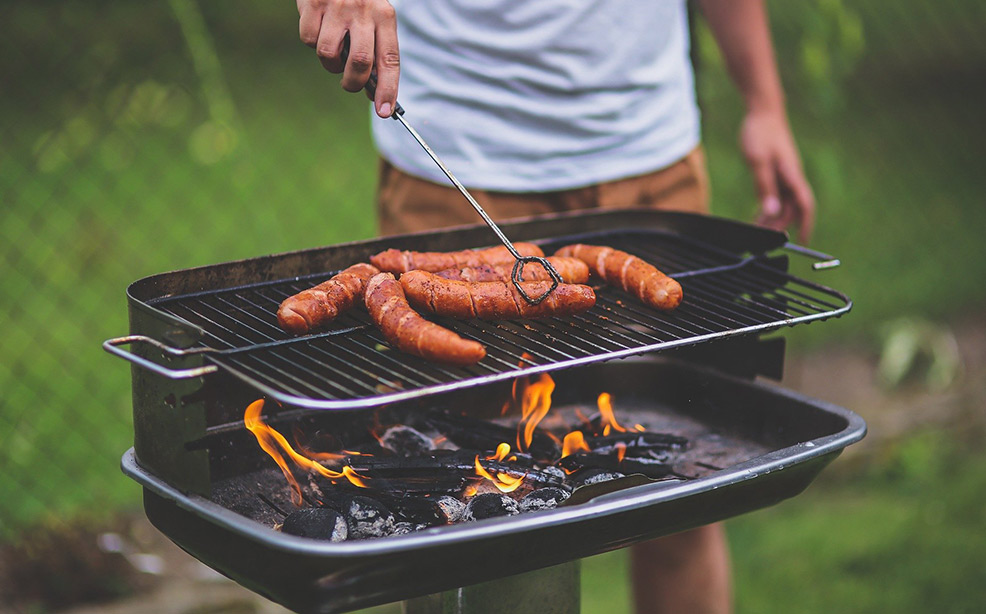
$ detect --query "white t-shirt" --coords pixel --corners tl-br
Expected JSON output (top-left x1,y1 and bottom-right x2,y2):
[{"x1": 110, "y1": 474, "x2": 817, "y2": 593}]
[{"x1": 371, "y1": 0, "x2": 700, "y2": 192}]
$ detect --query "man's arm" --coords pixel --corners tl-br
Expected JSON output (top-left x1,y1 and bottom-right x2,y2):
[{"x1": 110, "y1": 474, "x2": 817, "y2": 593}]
[
  {"x1": 697, "y1": 0, "x2": 815, "y2": 243},
  {"x1": 297, "y1": 0, "x2": 401, "y2": 118}
]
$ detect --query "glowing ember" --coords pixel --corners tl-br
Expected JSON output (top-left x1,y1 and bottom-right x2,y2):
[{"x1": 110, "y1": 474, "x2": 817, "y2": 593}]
[
  {"x1": 244, "y1": 399, "x2": 371, "y2": 505},
  {"x1": 516, "y1": 373, "x2": 555, "y2": 452},
  {"x1": 597, "y1": 392, "x2": 627, "y2": 434},
  {"x1": 561, "y1": 431, "x2": 590, "y2": 458}
]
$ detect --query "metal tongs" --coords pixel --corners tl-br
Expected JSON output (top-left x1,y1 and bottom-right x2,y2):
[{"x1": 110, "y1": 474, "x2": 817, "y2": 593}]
[{"x1": 356, "y1": 61, "x2": 563, "y2": 305}]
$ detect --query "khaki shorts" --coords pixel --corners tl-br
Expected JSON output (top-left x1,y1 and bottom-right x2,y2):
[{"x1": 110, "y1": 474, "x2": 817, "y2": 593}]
[{"x1": 376, "y1": 146, "x2": 710, "y2": 236}]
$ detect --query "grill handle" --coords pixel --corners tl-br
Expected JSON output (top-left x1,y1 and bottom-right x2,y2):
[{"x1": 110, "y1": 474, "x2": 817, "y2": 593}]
[
  {"x1": 103, "y1": 335, "x2": 219, "y2": 380},
  {"x1": 783, "y1": 242, "x2": 841, "y2": 270}
]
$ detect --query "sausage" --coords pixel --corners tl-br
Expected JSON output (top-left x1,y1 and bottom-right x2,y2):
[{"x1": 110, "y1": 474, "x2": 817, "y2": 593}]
[
  {"x1": 364, "y1": 273, "x2": 486, "y2": 366},
  {"x1": 370, "y1": 243, "x2": 545, "y2": 273},
  {"x1": 400, "y1": 270, "x2": 596, "y2": 320},
  {"x1": 433, "y1": 257, "x2": 590, "y2": 284},
  {"x1": 277, "y1": 263, "x2": 380, "y2": 335},
  {"x1": 553, "y1": 244, "x2": 682, "y2": 311}
]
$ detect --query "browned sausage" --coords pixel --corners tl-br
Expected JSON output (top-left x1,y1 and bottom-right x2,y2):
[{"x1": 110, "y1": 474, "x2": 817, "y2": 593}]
[
  {"x1": 433, "y1": 257, "x2": 590, "y2": 284},
  {"x1": 400, "y1": 270, "x2": 596, "y2": 320},
  {"x1": 277, "y1": 263, "x2": 381, "y2": 335},
  {"x1": 364, "y1": 273, "x2": 486, "y2": 366},
  {"x1": 370, "y1": 243, "x2": 545, "y2": 273},
  {"x1": 553, "y1": 244, "x2": 682, "y2": 311}
]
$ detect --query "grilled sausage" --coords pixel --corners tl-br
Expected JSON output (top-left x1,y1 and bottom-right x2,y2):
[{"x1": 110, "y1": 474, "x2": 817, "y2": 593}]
[
  {"x1": 277, "y1": 263, "x2": 381, "y2": 335},
  {"x1": 370, "y1": 243, "x2": 545, "y2": 274},
  {"x1": 433, "y1": 257, "x2": 590, "y2": 284},
  {"x1": 400, "y1": 270, "x2": 596, "y2": 320},
  {"x1": 364, "y1": 273, "x2": 486, "y2": 366},
  {"x1": 553, "y1": 244, "x2": 682, "y2": 311}
]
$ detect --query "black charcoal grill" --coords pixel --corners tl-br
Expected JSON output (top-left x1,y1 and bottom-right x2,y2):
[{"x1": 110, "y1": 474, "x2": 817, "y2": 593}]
[{"x1": 106, "y1": 209, "x2": 865, "y2": 613}]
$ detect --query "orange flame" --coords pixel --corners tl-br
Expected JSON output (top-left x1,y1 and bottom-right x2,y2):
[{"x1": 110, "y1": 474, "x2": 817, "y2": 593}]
[
  {"x1": 244, "y1": 399, "x2": 370, "y2": 505},
  {"x1": 515, "y1": 373, "x2": 555, "y2": 452},
  {"x1": 502, "y1": 353, "x2": 535, "y2": 415},
  {"x1": 615, "y1": 442, "x2": 627, "y2": 463},
  {"x1": 474, "y1": 445, "x2": 526, "y2": 493},
  {"x1": 561, "y1": 431, "x2": 591, "y2": 458},
  {"x1": 488, "y1": 442, "x2": 512, "y2": 462},
  {"x1": 597, "y1": 392, "x2": 627, "y2": 434},
  {"x1": 245, "y1": 400, "x2": 305, "y2": 505},
  {"x1": 464, "y1": 484, "x2": 479, "y2": 498}
]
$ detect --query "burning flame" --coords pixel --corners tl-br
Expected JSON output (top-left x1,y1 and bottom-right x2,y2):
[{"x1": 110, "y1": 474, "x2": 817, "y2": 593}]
[
  {"x1": 502, "y1": 353, "x2": 535, "y2": 415},
  {"x1": 516, "y1": 373, "x2": 555, "y2": 452},
  {"x1": 597, "y1": 392, "x2": 627, "y2": 435},
  {"x1": 244, "y1": 399, "x2": 370, "y2": 505},
  {"x1": 473, "y1": 443, "x2": 526, "y2": 493},
  {"x1": 561, "y1": 431, "x2": 590, "y2": 458}
]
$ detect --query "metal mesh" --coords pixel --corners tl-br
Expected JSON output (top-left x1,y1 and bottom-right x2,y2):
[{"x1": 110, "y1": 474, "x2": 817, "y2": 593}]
[{"x1": 143, "y1": 230, "x2": 849, "y2": 409}]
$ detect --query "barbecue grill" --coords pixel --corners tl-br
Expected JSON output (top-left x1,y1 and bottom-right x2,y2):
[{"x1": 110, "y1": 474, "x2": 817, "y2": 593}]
[{"x1": 106, "y1": 209, "x2": 865, "y2": 614}]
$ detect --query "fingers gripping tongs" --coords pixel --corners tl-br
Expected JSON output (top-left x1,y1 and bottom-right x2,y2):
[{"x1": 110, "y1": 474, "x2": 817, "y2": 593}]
[{"x1": 354, "y1": 59, "x2": 562, "y2": 305}]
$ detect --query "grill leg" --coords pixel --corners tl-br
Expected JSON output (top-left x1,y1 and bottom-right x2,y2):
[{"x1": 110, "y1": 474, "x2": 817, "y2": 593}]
[{"x1": 402, "y1": 560, "x2": 580, "y2": 614}]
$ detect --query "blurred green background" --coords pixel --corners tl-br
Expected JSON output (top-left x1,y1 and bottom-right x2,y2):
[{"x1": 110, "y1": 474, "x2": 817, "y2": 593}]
[{"x1": 1, "y1": 0, "x2": 985, "y2": 612}]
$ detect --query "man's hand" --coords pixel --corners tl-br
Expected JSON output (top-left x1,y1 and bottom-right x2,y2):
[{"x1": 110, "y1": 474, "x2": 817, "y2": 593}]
[
  {"x1": 297, "y1": 0, "x2": 400, "y2": 118},
  {"x1": 740, "y1": 109, "x2": 815, "y2": 243},
  {"x1": 698, "y1": 0, "x2": 816, "y2": 244}
]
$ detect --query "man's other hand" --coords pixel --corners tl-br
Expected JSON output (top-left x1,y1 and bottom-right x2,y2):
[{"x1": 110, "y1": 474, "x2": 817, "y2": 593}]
[
  {"x1": 297, "y1": 0, "x2": 400, "y2": 118},
  {"x1": 740, "y1": 109, "x2": 815, "y2": 244}
]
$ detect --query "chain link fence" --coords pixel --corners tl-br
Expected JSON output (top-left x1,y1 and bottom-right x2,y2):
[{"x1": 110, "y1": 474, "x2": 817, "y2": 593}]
[{"x1": 2, "y1": 0, "x2": 984, "y2": 543}]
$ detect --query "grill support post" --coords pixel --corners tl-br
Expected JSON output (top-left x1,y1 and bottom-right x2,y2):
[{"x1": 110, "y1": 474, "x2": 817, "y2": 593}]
[{"x1": 403, "y1": 560, "x2": 581, "y2": 614}]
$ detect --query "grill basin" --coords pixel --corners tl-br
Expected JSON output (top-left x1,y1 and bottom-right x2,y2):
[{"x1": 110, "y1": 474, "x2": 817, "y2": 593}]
[{"x1": 123, "y1": 357, "x2": 865, "y2": 614}]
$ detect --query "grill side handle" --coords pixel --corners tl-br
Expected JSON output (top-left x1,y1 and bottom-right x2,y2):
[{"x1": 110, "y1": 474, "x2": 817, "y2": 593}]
[
  {"x1": 782, "y1": 242, "x2": 841, "y2": 270},
  {"x1": 103, "y1": 335, "x2": 219, "y2": 379}
]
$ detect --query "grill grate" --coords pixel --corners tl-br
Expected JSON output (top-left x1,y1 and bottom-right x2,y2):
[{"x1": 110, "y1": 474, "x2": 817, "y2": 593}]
[{"x1": 147, "y1": 229, "x2": 849, "y2": 408}]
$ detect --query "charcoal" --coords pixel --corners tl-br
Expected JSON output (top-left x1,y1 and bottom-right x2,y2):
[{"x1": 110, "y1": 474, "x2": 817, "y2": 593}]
[
  {"x1": 346, "y1": 496, "x2": 397, "y2": 539},
  {"x1": 462, "y1": 493, "x2": 520, "y2": 521},
  {"x1": 519, "y1": 487, "x2": 570, "y2": 513},
  {"x1": 538, "y1": 465, "x2": 569, "y2": 484},
  {"x1": 426, "y1": 411, "x2": 559, "y2": 460},
  {"x1": 281, "y1": 508, "x2": 348, "y2": 541},
  {"x1": 376, "y1": 494, "x2": 445, "y2": 526},
  {"x1": 436, "y1": 495, "x2": 467, "y2": 524},
  {"x1": 558, "y1": 452, "x2": 674, "y2": 480},
  {"x1": 585, "y1": 432, "x2": 688, "y2": 454},
  {"x1": 379, "y1": 425, "x2": 433, "y2": 457},
  {"x1": 391, "y1": 522, "x2": 417, "y2": 536},
  {"x1": 568, "y1": 468, "x2": 625, "y2": 489}
]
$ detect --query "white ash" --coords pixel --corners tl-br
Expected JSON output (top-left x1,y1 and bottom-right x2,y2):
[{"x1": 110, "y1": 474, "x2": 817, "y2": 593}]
[
  {"x1": 437, "y1": 495, "x2": 466, "y2": 524},
  {"x1": 462, "y1": 493, "x2": 520, "y2": 521},
  {"x1": 569, "y1": 468, "x2": 626, "y2": 489},
  {"x1": 519, "y1": 487, "x2": 570, "y2": 513},
  {"x1": 391, "y1": 522, "x2": 417, "y2": 536},
  {"x1": 347, "y1": 496, "x2": 397, "y2": 539},
  {"x1": 539, "y1": 465, "x2": 568, "y2": 482},
  {"x1": 379, "y1": 425, "x2": 433, "y2": 457}
]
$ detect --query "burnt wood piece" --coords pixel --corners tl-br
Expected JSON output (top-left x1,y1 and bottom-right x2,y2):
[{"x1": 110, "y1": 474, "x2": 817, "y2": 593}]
[
  {"x1": 426, "y1": 411, "x2": 560, "y2": 460},
  {"x1": 558, "y1": 453, "x2": 675, "y2": 480},
  {"x1": 583, "y1": 432, "x2": 688, "y2": 453},
  {"x1": 345, "y1": 450, "x2": 566, "y2": 489}
]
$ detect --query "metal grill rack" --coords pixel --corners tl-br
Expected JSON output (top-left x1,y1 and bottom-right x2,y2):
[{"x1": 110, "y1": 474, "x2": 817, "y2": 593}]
[{"x1": 134, "y1": 228, "x2": 850, "y2": 409}]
